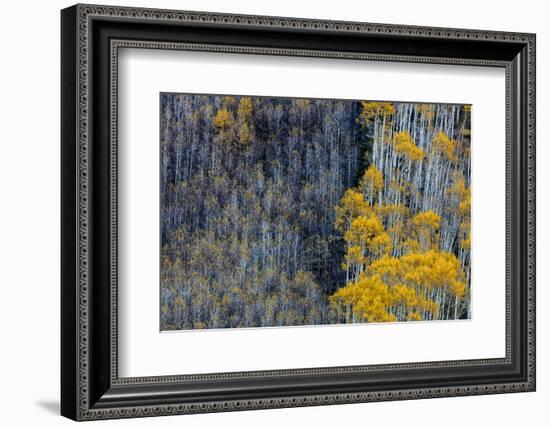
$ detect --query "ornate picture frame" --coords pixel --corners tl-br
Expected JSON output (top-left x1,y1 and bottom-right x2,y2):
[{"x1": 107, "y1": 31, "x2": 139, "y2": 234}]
[{"x1": 61, "y1": 4, "x2": 535, "y2": 421}]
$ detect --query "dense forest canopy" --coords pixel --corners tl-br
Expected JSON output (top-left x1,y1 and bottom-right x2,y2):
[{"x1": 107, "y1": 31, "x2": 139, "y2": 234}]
[{"x1": 160, "y1": 93, "x2": 471, "y2": 330}]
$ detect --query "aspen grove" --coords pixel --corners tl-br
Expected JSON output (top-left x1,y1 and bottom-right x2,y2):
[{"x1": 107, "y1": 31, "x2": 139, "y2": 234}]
[{"x1": 160, "y1": 93, "x2": 471, "y2": 330}]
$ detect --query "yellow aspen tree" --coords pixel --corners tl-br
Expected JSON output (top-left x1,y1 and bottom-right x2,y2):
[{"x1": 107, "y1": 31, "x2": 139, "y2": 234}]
[
  {"x1": 236, "y1": 97, "x2": 253, "y2": 145},
  {"x1": 412, "y1": 210, "x2": 441, "y2": 251},
  {"x1": 334, "y1": 189, "x2": 371, "y2": 233},
  {"x1": 358, "y1": 164, "x2": 384, "y2": 205},
  {"x1": 432, "y1": 131, "x2": 458, "y2": 162},
  {"x1": 344, "y1": 215, "x2": 391, "y2": 259},
  {"x1": 213, "y1": 107, "x2": 235, "y2": 146},
  {"x1": 357, "y1": 102, "x2": 395, "y2": 125},
  {"x1": 392, "y1": 131, "x2": 425, "y2": 161},
  {"x1": 213, "y1": 108, "x2": 233, "y2": 130}
]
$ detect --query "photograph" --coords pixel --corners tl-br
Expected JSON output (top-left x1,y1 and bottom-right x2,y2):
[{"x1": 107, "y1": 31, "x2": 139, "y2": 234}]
[{"x1": 159, "y1": 93, "x2": 472, "y2": 330}]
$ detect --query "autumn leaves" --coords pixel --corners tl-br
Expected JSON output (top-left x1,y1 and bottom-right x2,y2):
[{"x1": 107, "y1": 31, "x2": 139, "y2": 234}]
[
  {"x1": 330, "y1": 102, "x2": 471, "y2": 323},
  {"x1": 213, "y1": 96, "x2": 254, "y2": 145}
]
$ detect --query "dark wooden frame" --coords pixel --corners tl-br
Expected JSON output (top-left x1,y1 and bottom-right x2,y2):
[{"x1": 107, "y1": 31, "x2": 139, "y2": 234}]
[{"x1": 61, "y1": 3, "x2": 536, "y2": 421}]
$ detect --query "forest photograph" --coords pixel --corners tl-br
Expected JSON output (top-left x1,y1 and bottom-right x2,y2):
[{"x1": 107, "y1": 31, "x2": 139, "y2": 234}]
[{"x1": 160, "y1": 92, "x2": 472, "y2": 331}]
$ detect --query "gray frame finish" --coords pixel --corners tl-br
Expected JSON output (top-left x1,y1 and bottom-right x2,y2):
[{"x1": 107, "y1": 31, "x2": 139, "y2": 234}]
[{"x1": 61, "y1": 3, "x2": 536, "y2": 421}]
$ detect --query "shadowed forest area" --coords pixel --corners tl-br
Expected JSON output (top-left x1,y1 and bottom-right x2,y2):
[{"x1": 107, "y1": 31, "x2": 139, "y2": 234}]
[{"x1": 160, "y1": 93, "x2": 471, "y2": 330}]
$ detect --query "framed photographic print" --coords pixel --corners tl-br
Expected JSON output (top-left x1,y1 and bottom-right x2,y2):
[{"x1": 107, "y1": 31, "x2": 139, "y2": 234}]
[{"x1": 61, "y1": 4, "x2": 536, "y2": 421}]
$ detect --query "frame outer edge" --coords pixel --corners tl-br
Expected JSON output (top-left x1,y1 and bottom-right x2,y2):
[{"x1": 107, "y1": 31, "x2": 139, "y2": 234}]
[
  {"x1": 76, "y1": 2, "x2": 91, "y2": 420},
  {"x1": 527, "y1": 33, "x2": 536, "y2": 391},
  {"x1": 61, "y1": 4, "x2": 80, "y2": 422}
]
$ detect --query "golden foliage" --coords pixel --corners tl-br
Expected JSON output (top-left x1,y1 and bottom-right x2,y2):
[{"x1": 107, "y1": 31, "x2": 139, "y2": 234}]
[
  {"x1": 432, "y1": 131, "x2": 458, "y2": 162},
  {"x1": 213, "y1": 98, "x2": 254, "y2": 145},
  {"x1": 357, "y1": 101, "x2": 395, "y2": 126},
  {"x1": 412, "y1": 210, "x2": 441, "y2": 230},
  {"x1": 343, "y1": 245, "x2": 364, "y2": 271},
  {"x1": 213, "y1": 108, "x2": 234, "y2": 130},
  {"x1": 344, "y1": 215, "x2": 391, "y2": 254},
  {"x1": 448, "y1": 174, "x2": 471, "y2": 254},
  {"x1": 236, "y1": 97, "x2": 253, "y2": 145},
  {"x1": 412, "y1": 210, "x2": 442, "y2": 251},
  {"x1": 396, "y1": 250, "x2": 465, "y2": 294},
  {"x1": 359, "y1": 164, "x2": 384, "y2": 197},
  {"x1": 393, "y1": 131, "x2": 425, "y2": 161},
  {"x1": 237, "y1": 97, "x2": 253, "y2": 120},
  {"x1": 331, "y1": 248, "x2": 465, "y2": 323},
  {"x1": 332, "y1": 156, "x2": 468, "y2": 323},
  {"x1": 334, "y1": 189, "x2": 371, "y2": 233},
  {"x1": 330, "y1": 274, "x2": 396, "y2": 323},
  {"x1": 333, "y1": 167, "x2": 467, "y2": 322}
]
